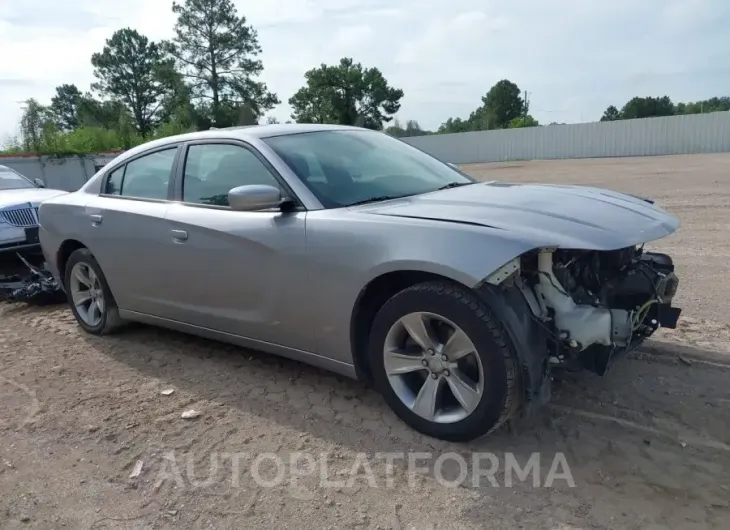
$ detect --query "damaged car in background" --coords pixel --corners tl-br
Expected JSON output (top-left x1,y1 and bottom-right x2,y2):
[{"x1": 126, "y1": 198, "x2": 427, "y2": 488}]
[
  {"x1": 0, "y1": 164, "x2": 66, "y2": 303},
  {"x1": 36, "y1": 124, "x2": 681, "y2": 441}
]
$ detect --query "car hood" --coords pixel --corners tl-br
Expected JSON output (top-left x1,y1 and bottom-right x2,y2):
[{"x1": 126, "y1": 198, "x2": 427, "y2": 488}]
[
  {"x1": 357, "y1": 181, "x2": 680, "y2": 250},
  {"x1": 0, "y1": 188, "x2": 67, "y2": 209}
]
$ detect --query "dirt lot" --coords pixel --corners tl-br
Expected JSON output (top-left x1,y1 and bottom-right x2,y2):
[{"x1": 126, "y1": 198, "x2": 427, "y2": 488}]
[{"x1": 1, "y1": 154, "x2": 729, "y2": 529}]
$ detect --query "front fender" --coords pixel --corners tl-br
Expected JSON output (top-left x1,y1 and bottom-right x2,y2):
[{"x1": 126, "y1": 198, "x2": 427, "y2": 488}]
[
  {"x1": 305, "y1": 211, "x2": 540, "y2": 366},
  {"x1": 360, "y1": 223, "x2": 536, "y2": 288}
]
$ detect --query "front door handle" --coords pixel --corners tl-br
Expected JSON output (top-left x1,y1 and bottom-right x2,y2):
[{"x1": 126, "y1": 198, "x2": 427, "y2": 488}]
[
  {"x1": 171, "y1": 229, "x2": 188, "y2": 242},
  {"x1": 89, "y1": 214, "x2": 103, "y2": 225}
]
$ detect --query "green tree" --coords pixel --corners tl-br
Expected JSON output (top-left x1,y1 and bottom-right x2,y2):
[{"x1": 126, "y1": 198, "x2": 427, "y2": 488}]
[
  {"x1": 603, "y1": 96, "x2": 730, "y2": 121},
  {"x1": 481, "y1": 80, "x2": 526, "y2": 129},
  {"x1": 466, "y1": 106, "x2": 499, "y2": 130},
  {"x1": 403, "y1": 119, "x2": 428, "y2": 136},
  {"x1": 236, "y1": 102, "x2": 258, "y2": 125},
  {"x1": 437, "y1": 117, "x2": 472, "y2": 134},
  {"x1": 677, "y1": 97, "x2": 730, "y2": 114},
  {"x1": 600, "y1": 105, "x2": 622, "y2": 121},
  {"x1": 77, "y1": 95, "x2": 130, "y2": 130},
  {"x1": 155, "y1": 63, "x2": 197, "y2": 131},
  {"x1": 436, "y1": 79, "x2": 526, "y2": 133},
  {"x1": 50, "y1": 84, "x2": 83, "y2": 131},
  {"x1": 386, "y1": 119, "x2": 429, "y2": 137},
  {"x1": 163, "y1": 0, "x2": 279, "y2": 127},
  {"x1": 508, "y1": 115, "x2": 539, "y2": 128},
  {"x1": 289, "y1": 57, "x2": 404, "y2": 129},
  {"x1": 91, "y1": 28, "x2": 172, "y2": 134},
  {"x1": 620, "y1": 96, "x2": 675, "y2": 119},
  {"x1": 19, "y1": 99, "x2": 55, "y2": 153}
]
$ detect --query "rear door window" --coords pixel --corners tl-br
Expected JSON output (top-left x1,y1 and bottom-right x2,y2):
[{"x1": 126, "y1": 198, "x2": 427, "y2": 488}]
[{"x1": 103, "y1": 148, "x2": 177, "y2": 200}]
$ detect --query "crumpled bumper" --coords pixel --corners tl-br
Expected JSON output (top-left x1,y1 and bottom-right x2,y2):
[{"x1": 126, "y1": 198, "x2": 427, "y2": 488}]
[{"x1": 0, "y1": 253, "x2": 65, "y2": 305}]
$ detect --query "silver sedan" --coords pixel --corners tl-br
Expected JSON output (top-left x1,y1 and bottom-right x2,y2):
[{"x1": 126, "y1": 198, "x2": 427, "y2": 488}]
[{"x1": 38, "y1": 124, "x2": 682, "y2": 441}]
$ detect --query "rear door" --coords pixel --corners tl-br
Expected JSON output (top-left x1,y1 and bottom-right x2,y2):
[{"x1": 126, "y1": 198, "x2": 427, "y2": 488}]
[
  {"x1": 84, "y1": 145, "x2": 181, "y2": 316},
  {"x1": 162, "y1": 141, "x2": 311, "y2": 349}
]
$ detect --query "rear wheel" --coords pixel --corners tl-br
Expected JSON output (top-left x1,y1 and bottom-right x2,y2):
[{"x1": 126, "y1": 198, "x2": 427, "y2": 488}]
[
  {"x1": 64, "y1": 248, "x2": 124, "y2": 335},
  {"x1": 368, "y1": 281, "x2": 520, "y2": 442}
]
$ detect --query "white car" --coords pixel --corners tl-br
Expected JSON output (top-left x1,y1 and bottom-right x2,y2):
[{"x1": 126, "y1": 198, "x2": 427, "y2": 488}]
[{"x1": 0, "y1": 165, "x2": 66, "y2": 255}]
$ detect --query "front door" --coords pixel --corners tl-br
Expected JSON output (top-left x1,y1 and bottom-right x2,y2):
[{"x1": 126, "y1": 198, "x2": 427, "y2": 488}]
[{"x1": 162, "y1": 142, "x2": 310, "y2": 349}]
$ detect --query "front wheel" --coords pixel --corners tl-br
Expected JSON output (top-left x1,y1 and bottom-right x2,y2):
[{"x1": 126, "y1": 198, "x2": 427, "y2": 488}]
[{"x1": 368, "y1": 281, "x2": 520, "y2": 442}]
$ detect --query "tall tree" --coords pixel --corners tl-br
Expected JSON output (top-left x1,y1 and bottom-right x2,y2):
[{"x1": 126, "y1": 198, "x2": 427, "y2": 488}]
[
  {"x1": 481, "y1": 79, "x2": 526, "y2": 129},
  {"x1": 50, "y1": 84, "x2": 83, "y2": 131},
  {"x1": 19, "y1": 99, "x2": 55, "y2": 153},
  {"x1": 155, "y1": 63, "x2": 196, "y2": 130},
  {"x1": 91, "y1": 28, "x2": 172, "y2": 134},
  {"x1": 436, "y1": 79, "x2": 526, "y2": 133},
  {"x1": 289, "y1": 57, "x2": 403, "y2": 129},
  {"x1": 163, "y1": 0, "x2": 279, "y2": 127}
]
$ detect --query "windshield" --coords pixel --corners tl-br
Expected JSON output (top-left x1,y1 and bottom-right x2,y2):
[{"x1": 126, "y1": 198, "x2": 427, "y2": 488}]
[
  {"x1": 0, "y1": 167, "x2": 35, "y2": 191},
  {"x1": 263, "y1": 130, "x2": 475, "y2": 208}
]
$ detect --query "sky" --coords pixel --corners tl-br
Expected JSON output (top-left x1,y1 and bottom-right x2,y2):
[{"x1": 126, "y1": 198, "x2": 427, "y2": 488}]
[{"x1": 1, "y1": 0, "x2": 728, "y2": 141}]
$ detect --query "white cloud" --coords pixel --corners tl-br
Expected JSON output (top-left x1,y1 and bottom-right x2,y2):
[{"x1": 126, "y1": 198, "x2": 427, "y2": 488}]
[{"x1": 1, "y1": 0, "x2": 729, "y2": 141}]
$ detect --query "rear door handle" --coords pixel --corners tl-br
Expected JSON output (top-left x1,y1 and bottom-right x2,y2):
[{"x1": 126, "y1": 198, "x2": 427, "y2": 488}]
[
  {"x1": 171, "y1": 229, "x2": 188, "y2": 242},
  {"x1": 89, "y1": 214, "x2": 103, "y2": 225}
]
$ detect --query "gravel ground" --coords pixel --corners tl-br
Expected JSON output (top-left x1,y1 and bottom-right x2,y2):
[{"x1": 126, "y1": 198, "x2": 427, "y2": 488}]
[{"x1": 1, "y1": 154, "x2": 729, "y2": 529}]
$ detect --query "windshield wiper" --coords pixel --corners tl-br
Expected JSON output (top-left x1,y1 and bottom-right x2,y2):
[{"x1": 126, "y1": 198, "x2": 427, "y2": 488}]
[
  {"x1": 347, "y1": 196, "x2": 401, "y2": 206},
  {"x1": 437, "y1": 181, "x2": 472, "y2": 191}
]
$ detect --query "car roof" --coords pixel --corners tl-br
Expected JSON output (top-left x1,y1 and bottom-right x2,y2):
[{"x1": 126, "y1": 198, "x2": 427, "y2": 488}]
[
  {"x1": 112, "y1": 123, "x2": 369, "y2": 165},
  {"x1": 223, "y1": 123, "x2": 364, "y2": 138}
]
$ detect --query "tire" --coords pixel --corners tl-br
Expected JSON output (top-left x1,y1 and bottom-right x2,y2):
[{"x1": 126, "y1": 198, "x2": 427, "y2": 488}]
[
  {"x1": 368, "y1": 280, "x2": 520, "y2": 442},
  {"x1": 64, "y1": 248, "x2": 125, "y2": 335}
]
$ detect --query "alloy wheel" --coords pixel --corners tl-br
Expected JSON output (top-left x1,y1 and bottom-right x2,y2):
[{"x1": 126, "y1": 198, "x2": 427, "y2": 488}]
[
  {"x1": 69, "y1": 262, "x2": 105, "y2": 327},
  {"x1": 383, "y1": 311, "x2": 485, "y2": 424}
]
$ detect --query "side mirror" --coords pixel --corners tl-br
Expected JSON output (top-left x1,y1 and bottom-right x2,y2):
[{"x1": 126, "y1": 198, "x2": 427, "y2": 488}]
[
  {"x1": 228, "y1": 185, "x2": 283, "y2": 211},
  {"x1": 34, "y1": 178, "x2": 46, "y2": 188}
]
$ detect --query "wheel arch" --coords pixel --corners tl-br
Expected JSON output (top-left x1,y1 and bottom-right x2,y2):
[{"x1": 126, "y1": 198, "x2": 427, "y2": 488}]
[
  {"x1": 349, "y1": 269, "x2": 473, "y2": 381},
  {"x1": 57, "y1": 239, "x2": 88, "y2": 287},
  {"x1": 349, "y1": 262, "x2": 552, "y2": 417}
]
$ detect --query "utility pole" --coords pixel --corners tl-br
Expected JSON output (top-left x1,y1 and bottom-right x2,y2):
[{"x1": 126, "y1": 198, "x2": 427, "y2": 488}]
[{"x1": 524, "y1": 90, "x2": 529, "y2": 120}]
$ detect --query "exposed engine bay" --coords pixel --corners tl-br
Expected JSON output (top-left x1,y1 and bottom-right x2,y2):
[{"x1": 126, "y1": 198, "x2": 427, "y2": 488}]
[{"x1": 492, "y1": 245, "x2": 681, "y2": 376}]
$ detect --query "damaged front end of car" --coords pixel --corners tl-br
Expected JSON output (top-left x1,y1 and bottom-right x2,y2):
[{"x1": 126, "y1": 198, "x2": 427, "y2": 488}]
[
  {"x1": 511, "y1": 245, "x2": 680, "y2": 372},
  {"x1": 478, "y1": 244, "x2": 681, "y2": 417},
  {"x1": 530, "y1": 246, "x2": 680, "y2": 374}
]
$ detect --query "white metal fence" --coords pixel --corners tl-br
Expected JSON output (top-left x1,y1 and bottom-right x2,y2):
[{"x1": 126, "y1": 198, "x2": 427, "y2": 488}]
[
  {"x1": 402, "y1": 112, "x2": 730, "y2": 164},
  {"x1": 0, "y1": 153, "x2": 118, "y2": 191},
  {"x1": 3, "y1": 113, "x2": 729, "y2": 191}
]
